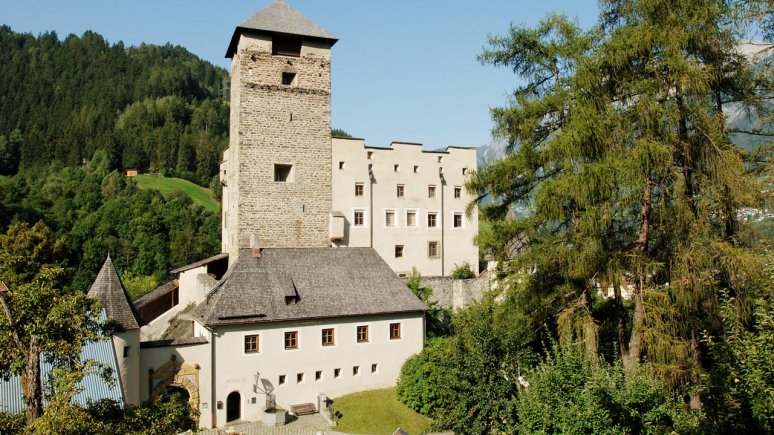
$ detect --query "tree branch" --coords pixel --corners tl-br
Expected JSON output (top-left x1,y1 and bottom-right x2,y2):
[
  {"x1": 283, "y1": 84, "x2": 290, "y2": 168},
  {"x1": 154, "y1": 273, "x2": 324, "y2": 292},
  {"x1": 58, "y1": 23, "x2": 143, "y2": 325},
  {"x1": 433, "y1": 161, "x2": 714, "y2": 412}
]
[{"x1": 0, "y1": 288, "x2": 28, "y2": 358}]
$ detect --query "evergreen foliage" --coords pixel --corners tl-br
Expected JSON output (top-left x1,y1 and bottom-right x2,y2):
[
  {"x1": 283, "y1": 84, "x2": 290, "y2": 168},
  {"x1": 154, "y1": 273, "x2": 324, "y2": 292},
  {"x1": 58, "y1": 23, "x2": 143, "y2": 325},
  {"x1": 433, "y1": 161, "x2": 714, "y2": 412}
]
[
  {"x1": 0, "y1": 156, "x2": 220, "y2": 294},
  {"x1": 469, "y1": 0, "x2": 771, "y2": 407},
  {"x1": 0, "y1": 26, "x2": 229, "y2": 185}
]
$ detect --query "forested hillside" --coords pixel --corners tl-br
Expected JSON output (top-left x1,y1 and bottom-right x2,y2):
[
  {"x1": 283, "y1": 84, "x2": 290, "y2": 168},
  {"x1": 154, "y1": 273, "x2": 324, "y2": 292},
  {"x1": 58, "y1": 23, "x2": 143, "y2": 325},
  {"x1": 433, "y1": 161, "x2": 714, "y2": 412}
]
[
  {"x1": 0, "y1": 26, "x2": 229, "y2": 186},
  {"x1": 0, "y1": 152, "x2": 220, "y2": 295},
  {"x1": 0, "y1": 27, "x2": 226, "y2": 295}
]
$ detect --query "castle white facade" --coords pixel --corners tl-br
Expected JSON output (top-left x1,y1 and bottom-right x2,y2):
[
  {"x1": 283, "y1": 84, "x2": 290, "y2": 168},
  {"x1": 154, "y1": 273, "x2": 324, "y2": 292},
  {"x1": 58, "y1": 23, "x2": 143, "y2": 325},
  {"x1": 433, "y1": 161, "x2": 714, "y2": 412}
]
[{"x1": 84, "y1": 1, "x2": 482, "y2": 430}]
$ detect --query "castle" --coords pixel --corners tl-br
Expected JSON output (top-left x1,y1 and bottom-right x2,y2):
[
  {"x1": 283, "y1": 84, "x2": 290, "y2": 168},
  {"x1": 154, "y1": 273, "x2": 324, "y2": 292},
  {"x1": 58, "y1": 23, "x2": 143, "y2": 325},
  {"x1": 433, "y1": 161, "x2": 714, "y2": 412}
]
[{"x1": 4, "y1": 1, "x2": 480, "y2": 429}]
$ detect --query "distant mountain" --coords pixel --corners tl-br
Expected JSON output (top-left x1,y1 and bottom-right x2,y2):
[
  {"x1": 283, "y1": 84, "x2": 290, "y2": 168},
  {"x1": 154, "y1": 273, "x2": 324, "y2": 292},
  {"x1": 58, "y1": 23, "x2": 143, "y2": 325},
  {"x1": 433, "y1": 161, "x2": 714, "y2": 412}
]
[{"x1": 477, "y1": 136, "x2": 509, "y2": 167}]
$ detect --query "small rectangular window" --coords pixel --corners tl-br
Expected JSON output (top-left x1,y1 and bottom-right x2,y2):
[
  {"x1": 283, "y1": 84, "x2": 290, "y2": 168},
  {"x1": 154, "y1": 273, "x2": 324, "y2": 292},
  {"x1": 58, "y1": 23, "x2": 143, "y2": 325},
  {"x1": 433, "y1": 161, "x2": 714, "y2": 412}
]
[
  {"x1": 428, "y1": 185, "x2": 436, "y2": 198},
  {"x1": 367, "y1": 151, "x2": 373, "y2": 160},
  {"x1": 371, "y1": 363, "x2": 378, "y2": 373},
  {"x1": 279, "y1": 375, "x2": 286, "y2": 385},
  {"x1": 397, "y1": 184, "x2": 405, "y2": 198},
  {"x1": 462, "y1": 167, "x2": 468, "y2": 175},
  {"x1": 413, "y1": 165, "x2": 419, "y2": 173},
  {"x1": 297, "y1": 373, "x2": 304, "y2": 383},
  {"x1": 357, "y1": 325, "x2": 369, "y2": 343},
  {"x1": 285, "y1": 331, "x2": 298, "y2": 349},
  {"x1": 322, "y1": 328, "x2": 335, "y2": 346},
  {"x1": 274, "y1": 164, "x2": 293, "y2": 182},
  {"x1": 438, "y1": 156, "x2": 443, "y2": 163},
  {"x1": 394, "y1": 164, "x2": 400, "y2": 172},
  {"x1": 406, "y1": 211, "x2": 416, "y2": 227},
  {"x1": 315, "y1": 370, "x2": 322, "y2": 381},
  {"x1": 385, "y1": 210, "x2": 395, "y2": 227},
  {"x1": 428, "y1": 241, "x2": 439, "y2": 259},
  {"x1": 454, "y1": 186, "x2": 462, "y2": 198},
  {"x1": 339, "y1": 161, "x2": 345, "y2": 170},
  {"x1": 123, "y1": 346, "x2": 130, "y2": 358},
  {"x1": 353, "y1": 366, "x2": 360, "y2": 376},
  {"x1": 282, "y1": 72, "x2": 296, "y2": 86},
  {"x1": 390, "y1": 323, "x2": 401, "y2": 340},
  {"x1": 354, "y1": 210, "x2": 365, "y2": 226},
  {"x1": 427, "y1": 212, "x2": 438, "y2": 228},
  {"x1": 454, "y1": 213, "x2": 463, "y2": 228},
  {"x1": 355, "y1": 183, "x2": 364, "y2": 196},
  {"x1": 244, "y1": 335, "x2": 259, "y2": 353},
  {"x1": 395, "y1": 245, "x2": 404, "y2": 258},
  {"x1": 272, "y1": 36, "x2": 301, "y2": 57},
  {"x1": 334, "y1": 368, "x2": 341, "y2": 378}
]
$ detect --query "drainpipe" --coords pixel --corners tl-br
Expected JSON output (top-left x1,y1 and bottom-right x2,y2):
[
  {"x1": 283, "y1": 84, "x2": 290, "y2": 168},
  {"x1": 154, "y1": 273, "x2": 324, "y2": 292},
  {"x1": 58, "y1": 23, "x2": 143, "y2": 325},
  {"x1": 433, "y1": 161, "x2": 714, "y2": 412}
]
[
  {"x1": 369, "y1": 164, "x2": 374, "y2": 248},
  {"x1": 439, "y1": 167, "x2": 445, "y2": 276},
  {"x1": 210, "y1": 328, "x2": 216, "y2": 428}
]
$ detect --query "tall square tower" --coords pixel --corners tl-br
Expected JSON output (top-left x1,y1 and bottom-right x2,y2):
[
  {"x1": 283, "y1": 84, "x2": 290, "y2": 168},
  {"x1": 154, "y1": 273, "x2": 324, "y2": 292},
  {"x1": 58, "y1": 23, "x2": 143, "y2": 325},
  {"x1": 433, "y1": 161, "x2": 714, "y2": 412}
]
[{"x1": 221, "y1": 0, "x2": 337, "y2": 258}]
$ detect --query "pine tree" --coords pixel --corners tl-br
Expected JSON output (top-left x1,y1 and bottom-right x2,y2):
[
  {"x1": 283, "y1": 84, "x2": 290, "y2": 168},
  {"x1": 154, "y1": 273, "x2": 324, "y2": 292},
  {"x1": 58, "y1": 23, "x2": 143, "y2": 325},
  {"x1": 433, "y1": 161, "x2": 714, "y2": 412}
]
[{"x1": 471, "y1": 0, "x2": 770, "y2": 409}]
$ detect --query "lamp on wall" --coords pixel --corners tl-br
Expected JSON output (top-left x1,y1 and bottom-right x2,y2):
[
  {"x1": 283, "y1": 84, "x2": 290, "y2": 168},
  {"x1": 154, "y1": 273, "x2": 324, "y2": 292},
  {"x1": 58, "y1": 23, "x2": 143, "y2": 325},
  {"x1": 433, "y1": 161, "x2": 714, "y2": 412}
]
[{"x1": 253, "y1": 371, "x2": 260, "y2": 394}]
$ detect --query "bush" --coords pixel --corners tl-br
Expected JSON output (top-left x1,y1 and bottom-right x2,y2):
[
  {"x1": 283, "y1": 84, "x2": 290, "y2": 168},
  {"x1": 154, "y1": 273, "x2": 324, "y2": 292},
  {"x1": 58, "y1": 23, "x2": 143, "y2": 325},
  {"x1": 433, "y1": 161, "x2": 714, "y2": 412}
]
[
  {"x1": 85, "y1": 393, "x2": 198, "y2": 434},
  {"x1": 517, "y1": 344, "x2": 702, "y2": 434},
  {"x1": 451, "y1": 262, "x2": 476, "y2": 279},
  {"x1": 397, "y1": 338, "x2": 453, "y2": 416},
  {"x1": 0, "y1": 413, "x2": 24, "y2": 434}
]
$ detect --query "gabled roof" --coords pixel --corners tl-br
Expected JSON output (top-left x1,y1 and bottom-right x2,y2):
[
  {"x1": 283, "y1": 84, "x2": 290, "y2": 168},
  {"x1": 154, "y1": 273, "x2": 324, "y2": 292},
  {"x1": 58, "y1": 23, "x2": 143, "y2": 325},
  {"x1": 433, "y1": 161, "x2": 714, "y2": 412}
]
[
  {"x1": 170, "y1": 253, "x2": 228, "y2": 275},
  {"x1": 226, "y1": 0, "x2": 338, "y2": 58},
  {"x1": 87, "y1": 255, "x2": 140, "y2": 330},
  {"x1": 133, "y1": 279, "x2": 179, "y2": 310},
  {"x1": 190, "y1": 248, "x2": 427, "y2": 327}
]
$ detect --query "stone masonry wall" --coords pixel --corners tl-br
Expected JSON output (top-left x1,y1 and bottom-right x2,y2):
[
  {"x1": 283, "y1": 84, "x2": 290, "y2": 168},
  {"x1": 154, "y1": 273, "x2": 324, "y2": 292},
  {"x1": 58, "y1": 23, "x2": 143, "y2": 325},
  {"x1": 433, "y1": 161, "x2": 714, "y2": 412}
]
[
  {"x1": 410, "y1": 273, "x2": 492, "y2": 310},
  {"x1": 224, "y1": 38, "x2": 332, "y2": 256}
]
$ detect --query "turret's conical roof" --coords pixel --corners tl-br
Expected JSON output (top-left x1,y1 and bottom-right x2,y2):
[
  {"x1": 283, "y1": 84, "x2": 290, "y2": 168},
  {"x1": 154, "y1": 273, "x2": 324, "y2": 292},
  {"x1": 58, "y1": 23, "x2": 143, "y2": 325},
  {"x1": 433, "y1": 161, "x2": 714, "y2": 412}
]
[{"x1": 87, "y1": 255, "x2": 140, "y2": 330}]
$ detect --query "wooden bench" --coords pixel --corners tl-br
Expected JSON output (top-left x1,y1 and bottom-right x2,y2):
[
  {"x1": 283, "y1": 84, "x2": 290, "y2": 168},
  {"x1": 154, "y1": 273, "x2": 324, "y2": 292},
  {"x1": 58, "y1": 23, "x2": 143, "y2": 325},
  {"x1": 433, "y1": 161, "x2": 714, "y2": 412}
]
[{"x1": 290, "y1": 403, "x2": 317, "y2": 415}]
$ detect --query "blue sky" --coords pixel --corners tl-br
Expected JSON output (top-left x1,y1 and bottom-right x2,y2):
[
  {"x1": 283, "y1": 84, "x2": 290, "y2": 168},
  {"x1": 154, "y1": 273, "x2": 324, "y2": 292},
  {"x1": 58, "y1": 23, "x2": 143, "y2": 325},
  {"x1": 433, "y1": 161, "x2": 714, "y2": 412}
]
[{"x1": 1, "y1": 0, "x2": 600, "y2": 149}]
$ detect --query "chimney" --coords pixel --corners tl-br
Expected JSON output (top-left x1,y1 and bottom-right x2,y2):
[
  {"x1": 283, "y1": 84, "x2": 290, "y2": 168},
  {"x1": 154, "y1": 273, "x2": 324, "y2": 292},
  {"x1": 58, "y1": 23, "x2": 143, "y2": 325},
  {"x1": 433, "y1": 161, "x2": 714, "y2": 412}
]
[{"x1": 250, "y1": 234, "x2": 262, "y2": 258}]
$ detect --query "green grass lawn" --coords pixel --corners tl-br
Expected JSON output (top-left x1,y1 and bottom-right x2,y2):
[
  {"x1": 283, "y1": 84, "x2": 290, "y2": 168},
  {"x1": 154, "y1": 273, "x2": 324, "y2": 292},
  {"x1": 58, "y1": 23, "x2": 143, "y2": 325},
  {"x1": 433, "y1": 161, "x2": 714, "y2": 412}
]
[
  {"x1": 332, "y1": 388, "x2": 432, "y2": 435},
  {"x1": 133, "y1": 174, "x2": 219, "y2": 213}
]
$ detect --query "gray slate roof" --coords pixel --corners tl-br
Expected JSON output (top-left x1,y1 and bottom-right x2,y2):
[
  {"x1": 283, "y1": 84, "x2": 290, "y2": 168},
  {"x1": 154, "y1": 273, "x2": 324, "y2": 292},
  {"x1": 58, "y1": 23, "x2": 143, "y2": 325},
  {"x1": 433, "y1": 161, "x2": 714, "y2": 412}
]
[
  {"x1": 170, "y1": 253, "x2": 228, "y2": 274},
  {"x1": 133, "y1": 279, "x2": 179, "y2": 310},
  {"x1": 226, "y1": 0, "x2": 338, "y2": 57},
  {"x1": 190, "y1": 248, "x2": 427, "y2": 327},
  {"x1": 87, "y1": 255, "x2": 140, "y2": 330}
]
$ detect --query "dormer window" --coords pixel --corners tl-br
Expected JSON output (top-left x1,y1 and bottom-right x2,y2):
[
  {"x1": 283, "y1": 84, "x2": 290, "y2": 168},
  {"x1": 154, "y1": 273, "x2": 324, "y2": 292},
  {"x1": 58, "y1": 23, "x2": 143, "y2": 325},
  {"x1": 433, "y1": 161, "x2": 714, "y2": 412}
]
[{"x1": 272, "y1": 36, "x2": 301, "y2": 57}]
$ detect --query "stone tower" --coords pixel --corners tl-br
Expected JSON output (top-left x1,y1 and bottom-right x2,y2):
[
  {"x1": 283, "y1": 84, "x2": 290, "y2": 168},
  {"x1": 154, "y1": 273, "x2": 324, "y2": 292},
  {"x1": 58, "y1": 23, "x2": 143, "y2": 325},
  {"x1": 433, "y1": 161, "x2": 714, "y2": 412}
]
[{"x1": 221, "y1": 0, "x2": 337, "y2": 259}]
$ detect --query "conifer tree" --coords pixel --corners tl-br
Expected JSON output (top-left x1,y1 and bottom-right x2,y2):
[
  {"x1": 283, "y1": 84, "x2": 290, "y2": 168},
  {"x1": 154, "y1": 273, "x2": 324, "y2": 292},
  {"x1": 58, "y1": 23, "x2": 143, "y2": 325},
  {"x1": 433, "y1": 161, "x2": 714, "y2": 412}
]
[{"x1": 471, "y1": 0, "x2": 770, "y2": 409}]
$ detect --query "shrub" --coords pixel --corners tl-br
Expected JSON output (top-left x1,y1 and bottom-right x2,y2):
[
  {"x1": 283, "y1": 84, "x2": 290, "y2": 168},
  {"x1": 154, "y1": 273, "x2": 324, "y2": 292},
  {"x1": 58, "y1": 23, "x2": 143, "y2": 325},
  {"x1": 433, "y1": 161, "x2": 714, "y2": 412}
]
[
  {"x1": 397, "y1": 338, "x2": 453, "y2": 416},
  {"x1": 451, "y1": 262, "x2": 475, "y2": 279},
  {"x1": 0, "y1": 413, "x2": 24, "y2": 434},
  {"x1": 517, "y1": 344, "x2": 702, "y2": 434}
]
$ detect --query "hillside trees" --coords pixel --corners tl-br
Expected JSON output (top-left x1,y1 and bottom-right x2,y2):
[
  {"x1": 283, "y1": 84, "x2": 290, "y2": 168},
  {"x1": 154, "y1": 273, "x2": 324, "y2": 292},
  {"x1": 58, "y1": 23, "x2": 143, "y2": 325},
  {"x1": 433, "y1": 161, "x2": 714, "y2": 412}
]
[
  {"x1": 0, "y1": 155, "x2": 221, "y2": 295},
  {"x1": 0, "y1": 26, "x2": 229, "y2": 185},
  {"x1": 469, "y1": 0, "x2": 769, "y2": 413}
]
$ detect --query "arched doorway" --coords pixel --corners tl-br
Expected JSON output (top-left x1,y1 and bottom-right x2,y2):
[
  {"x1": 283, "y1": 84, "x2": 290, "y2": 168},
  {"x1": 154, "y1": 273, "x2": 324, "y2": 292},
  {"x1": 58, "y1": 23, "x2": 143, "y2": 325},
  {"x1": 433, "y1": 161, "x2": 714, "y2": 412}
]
[
  {"x1": 226, "y1": 391, "x2": 241, "y2": 422},
  {"x1": 165, "y1": 386, "x2": 190, "y2": 402}
]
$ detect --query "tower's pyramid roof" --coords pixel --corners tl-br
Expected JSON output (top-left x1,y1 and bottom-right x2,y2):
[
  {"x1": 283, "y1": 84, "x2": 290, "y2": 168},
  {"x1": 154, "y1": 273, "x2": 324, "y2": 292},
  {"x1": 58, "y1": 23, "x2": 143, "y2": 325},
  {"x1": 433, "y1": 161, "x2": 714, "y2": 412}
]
[
  {"x1": 226, "y1": 0, "x2": 337, "y2": 58},
  {"x1": 87, "y1": 255, "x2": 140, "y2": 330}
]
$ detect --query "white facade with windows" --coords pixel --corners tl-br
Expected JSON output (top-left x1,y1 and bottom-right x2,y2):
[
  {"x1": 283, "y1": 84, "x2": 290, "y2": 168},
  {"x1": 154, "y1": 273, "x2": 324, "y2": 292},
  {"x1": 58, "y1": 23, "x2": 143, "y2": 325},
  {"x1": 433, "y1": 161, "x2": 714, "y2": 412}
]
[{"x1": 332, "y1": 138, "x2": 479, "y2": 276}]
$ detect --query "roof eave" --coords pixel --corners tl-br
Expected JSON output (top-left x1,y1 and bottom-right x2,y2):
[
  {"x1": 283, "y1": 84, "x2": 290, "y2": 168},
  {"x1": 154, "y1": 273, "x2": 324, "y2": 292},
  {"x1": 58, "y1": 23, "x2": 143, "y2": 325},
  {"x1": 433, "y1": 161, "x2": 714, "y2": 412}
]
[
  {"x1": 225, "y1": 27, "x2": 338, "y2": 59},
  {"x1": 202, "y1": 308, "x2": 428, "y2": 328}
]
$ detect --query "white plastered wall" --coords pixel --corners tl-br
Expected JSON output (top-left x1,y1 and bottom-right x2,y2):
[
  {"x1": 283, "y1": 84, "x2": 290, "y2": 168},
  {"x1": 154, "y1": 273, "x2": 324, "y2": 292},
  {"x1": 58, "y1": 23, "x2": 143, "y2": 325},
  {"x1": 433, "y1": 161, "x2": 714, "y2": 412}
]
[
  {"x1": 207, "y1": 312, "x2": 424, "y2": 427},
  {"x1": 332, "y1": 138, "x2": 479, "y2": 276}
]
